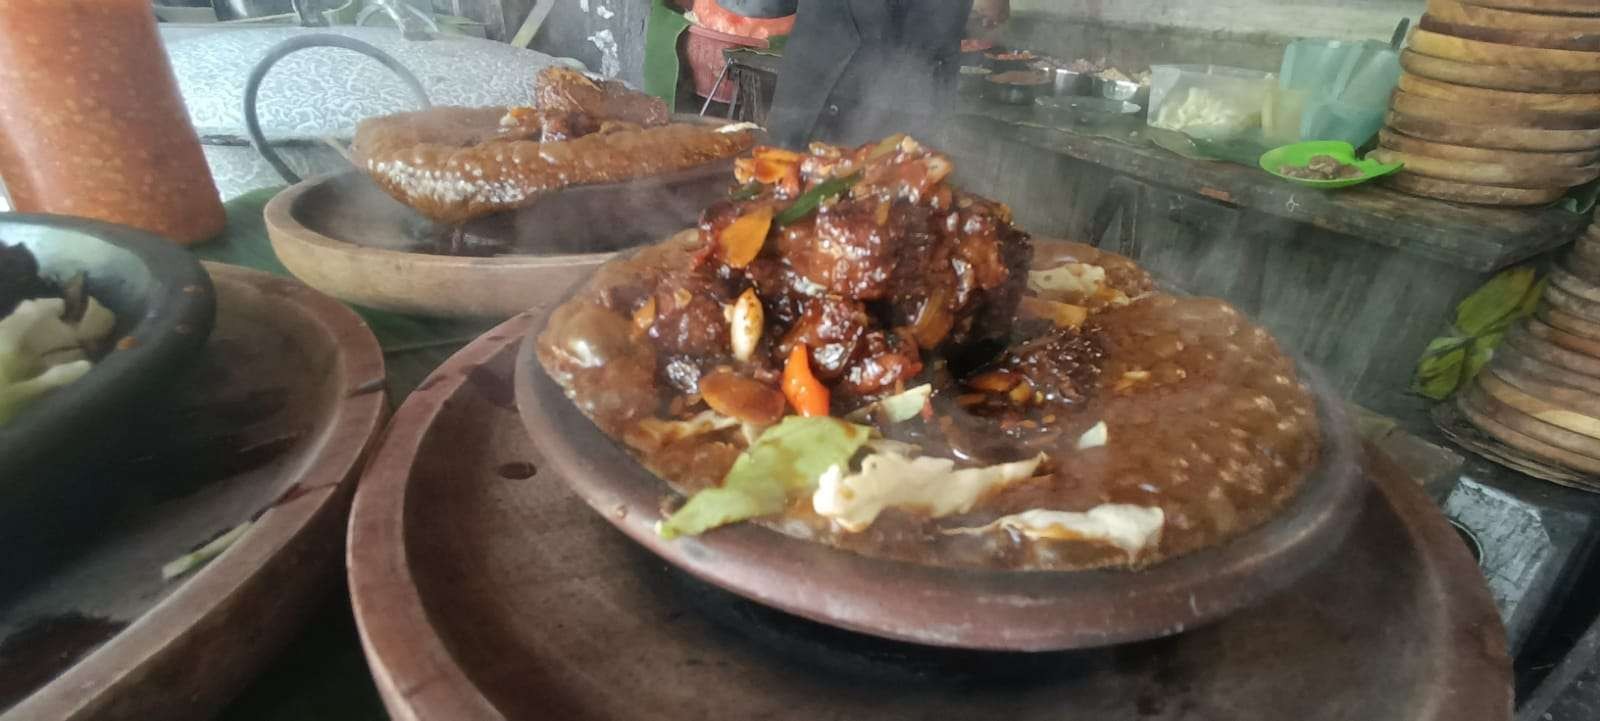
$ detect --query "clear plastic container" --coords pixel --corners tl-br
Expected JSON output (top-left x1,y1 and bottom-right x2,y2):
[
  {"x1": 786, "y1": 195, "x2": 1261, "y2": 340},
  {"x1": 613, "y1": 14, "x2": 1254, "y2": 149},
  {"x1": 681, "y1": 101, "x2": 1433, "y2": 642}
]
[
  {"x1": 1269, "y1": 38, "x2": 1400, "y2": 148},
  {"x1": 1147, "y1": 65, "x2": 1275, "y2": 142}
]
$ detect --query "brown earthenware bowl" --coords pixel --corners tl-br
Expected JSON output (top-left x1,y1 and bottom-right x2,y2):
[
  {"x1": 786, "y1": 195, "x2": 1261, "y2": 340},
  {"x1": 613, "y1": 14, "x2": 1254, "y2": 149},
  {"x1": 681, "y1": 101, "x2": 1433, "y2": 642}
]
[{"x1": 512, "y1": 273, "x2": 1367, "y2": 652}]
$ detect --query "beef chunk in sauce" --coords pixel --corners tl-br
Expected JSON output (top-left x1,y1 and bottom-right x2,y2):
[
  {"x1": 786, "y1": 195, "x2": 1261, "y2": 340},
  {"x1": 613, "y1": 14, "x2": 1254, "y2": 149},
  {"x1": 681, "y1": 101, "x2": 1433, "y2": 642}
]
[
  {"x1": 778, "y1": 295, "x2": 870, "y2": 379},
  {"x1": 775, "y1": 200, "x2": 902, "y2": 301},
  {"x1": 644, "y1": 271, "x2": 731, "y2": 393},
  {"x1": 692, "y1": 139, "x2": 1030, "y2": 403}
]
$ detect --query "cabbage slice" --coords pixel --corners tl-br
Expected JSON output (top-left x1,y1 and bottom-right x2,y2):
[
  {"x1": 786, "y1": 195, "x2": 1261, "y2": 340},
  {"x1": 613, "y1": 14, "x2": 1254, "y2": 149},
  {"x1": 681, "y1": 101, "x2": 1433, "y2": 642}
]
[{"x1": 658, "y1": 416, "x2": 870, "y2": 539}]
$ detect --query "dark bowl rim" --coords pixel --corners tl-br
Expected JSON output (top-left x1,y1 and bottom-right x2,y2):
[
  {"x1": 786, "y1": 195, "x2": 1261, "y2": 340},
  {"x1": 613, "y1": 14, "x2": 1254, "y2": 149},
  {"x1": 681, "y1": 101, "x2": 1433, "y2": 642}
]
[
  {"x1": 0, "y1": 213, "x2": 216, "y2": 469},
  {"x1": 513, "y1": 241, "x2": 1369, "y2": 651}
]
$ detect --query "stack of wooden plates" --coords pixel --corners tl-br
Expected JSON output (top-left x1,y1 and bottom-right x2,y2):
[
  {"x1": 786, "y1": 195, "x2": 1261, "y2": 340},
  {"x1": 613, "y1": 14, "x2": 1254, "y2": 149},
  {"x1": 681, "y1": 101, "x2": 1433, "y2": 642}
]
[
  {"x1": 1456, "y1": 214, "x2": 1600, "y2": 485},
  {"x1": 1378, "y1": 0, "x2": 1600, "y2": 205}
]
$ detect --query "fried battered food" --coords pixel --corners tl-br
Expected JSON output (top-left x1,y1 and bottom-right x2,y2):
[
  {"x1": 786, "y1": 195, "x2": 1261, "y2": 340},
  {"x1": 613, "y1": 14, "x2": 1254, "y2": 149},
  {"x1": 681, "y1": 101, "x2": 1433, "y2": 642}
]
[
  {"x1": 534, "y1": 66, "x2": 670, "y2": 127},
  {"x1": 350, "y1": 67, "x2": 749, "y2": 224}
]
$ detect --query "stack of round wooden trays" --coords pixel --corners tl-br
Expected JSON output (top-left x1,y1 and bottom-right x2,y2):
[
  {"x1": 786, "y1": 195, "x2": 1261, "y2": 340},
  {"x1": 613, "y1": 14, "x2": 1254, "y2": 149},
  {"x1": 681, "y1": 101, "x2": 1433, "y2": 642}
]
[
  {"x1": 1375, "y1": 0, "x2": 1600, "y2": 206},
  {"x1": 1454, "y1": 212, "x2": 1600, "y2": 489}
]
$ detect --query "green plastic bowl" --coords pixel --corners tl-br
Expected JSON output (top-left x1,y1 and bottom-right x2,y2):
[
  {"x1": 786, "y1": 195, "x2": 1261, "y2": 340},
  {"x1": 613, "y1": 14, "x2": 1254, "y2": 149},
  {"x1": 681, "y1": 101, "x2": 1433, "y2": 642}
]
[{"x1": 1259, "y1": 140, "x2": 1404, "y2": 189}]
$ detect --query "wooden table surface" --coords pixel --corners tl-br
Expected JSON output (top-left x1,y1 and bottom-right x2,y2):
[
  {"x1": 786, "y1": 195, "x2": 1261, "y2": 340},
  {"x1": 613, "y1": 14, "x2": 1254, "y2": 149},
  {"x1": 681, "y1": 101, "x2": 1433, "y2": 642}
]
[
  {"x1": 950, "y1": 105, "x2": 1588, "y2": 273},
  {"x1": 724, "y1": 47, "x2": 1591, "y2": 274}
]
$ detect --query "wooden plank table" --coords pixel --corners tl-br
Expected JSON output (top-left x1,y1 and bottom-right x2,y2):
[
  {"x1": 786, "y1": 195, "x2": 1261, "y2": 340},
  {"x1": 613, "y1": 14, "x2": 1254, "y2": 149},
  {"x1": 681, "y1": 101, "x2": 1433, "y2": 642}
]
[{"x1": 951, "y1": 104, "x2": 1587, "y2": 273}]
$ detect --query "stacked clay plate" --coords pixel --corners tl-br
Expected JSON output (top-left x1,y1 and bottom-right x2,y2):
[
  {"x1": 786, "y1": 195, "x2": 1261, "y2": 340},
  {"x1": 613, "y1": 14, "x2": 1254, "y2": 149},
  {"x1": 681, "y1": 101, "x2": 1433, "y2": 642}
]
[
  {"x1": 1458, "y1": 211, "x2": 1600, "y2": 484},
  {"x1": 1376, "y1": 0, "x2": 1600, "y2": 206}
]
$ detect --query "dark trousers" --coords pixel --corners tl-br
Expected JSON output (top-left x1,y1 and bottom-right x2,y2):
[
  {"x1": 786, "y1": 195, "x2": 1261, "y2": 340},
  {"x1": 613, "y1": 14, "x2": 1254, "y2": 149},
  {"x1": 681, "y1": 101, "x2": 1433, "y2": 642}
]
[{"x1": 768, "y1": 0, "x2": 973, "y2": 148}]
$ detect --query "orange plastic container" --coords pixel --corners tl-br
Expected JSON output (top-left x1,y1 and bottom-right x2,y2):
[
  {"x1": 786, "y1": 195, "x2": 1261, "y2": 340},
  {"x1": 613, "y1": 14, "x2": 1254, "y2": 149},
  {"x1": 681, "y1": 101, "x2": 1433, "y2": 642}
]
[{"x1": 0, "y1": 0, "x2": 226, "y2": 245}]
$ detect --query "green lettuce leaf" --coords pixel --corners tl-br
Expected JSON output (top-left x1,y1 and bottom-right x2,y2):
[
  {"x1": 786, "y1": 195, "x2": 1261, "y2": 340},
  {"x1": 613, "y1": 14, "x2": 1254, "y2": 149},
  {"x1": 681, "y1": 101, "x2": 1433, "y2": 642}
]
[
  {"x1": 659, "y1": 416, "x2": 870, "y2": 539},
  {"x1": 1411, "y1": 336, "x2": 1469, "y2": 400},
  {"x1": 1411, "y1": 266, "x2": 1545, "y2": 400},
  {"x1": 845, "y1": 384, "x2": 932, "y2": 425},
  {"x1": 1456, "y1": 266, "x2": 1536, "y2": 337},
  {"x1": 1465, "y1": 331, "x2": 1503, "y2": 382}
]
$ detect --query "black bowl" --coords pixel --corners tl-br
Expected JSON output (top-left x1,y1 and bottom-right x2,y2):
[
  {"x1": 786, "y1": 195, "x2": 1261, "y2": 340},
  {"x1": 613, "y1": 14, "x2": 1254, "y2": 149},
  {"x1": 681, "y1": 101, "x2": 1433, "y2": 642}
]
[
  {"x1": 983, "y1": 74, "x2": 1049, "y2": 106},
  {"x1": 0, "y1": 214, "x2": 215, "y2": 570},
  {"x1": 982, "y1": 49, "x2": 1042, "y2": 73}
]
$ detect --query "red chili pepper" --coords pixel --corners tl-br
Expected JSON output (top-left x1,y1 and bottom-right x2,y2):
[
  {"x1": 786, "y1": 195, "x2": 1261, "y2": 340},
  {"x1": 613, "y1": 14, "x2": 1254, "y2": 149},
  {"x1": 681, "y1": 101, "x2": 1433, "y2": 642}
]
[{"x1": 782, "y1": 344, "x2": 830, "y2": 417}]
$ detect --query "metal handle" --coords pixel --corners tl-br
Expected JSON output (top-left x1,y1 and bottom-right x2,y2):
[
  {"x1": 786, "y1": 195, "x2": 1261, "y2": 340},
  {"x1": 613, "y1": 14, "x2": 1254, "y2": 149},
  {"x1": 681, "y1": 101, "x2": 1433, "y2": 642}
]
[{"x1": 243, "y1": 34, "x2": 432, "y2": 185}]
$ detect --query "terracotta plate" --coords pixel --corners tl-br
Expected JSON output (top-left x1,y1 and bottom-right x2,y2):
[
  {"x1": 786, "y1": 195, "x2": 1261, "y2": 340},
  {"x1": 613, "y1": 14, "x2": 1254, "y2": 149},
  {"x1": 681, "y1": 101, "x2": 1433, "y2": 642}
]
[
  {"x1": 0, "y1": 264, "x2": 387, "y2": 720},
  {"x1": 349, "y1": 319, "x2": 1509, "y2": 720},
  {"x1": 265, "y1": 161, "x2": 734, "y2": 319},
  {"x1": 513, "y1": 307, "x2": 1367, "y2": 650}
]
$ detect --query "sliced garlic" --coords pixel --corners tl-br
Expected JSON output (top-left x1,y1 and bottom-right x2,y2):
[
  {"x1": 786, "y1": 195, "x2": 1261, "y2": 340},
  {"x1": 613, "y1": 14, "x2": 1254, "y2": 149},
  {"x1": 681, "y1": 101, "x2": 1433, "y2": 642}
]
[
  {"x1": 729, "y1": 287, "x2": 763, "y2": 363},
  {"x1": 943, "y1": 505, "x2": 1165, "y2": 557},
  {"x1": 1028, "y1": 262, "x2": 1107, "y2": 299},
  {"x1": 1076, "y1": 421, "x2": 1108, "y2": 449}
]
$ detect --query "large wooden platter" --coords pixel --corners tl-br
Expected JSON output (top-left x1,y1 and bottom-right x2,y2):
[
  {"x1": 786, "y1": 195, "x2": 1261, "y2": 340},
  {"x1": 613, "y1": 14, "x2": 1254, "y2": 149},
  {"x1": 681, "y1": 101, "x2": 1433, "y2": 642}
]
[
  {"x1": 1371, "y1": 148, "x2": 1600, "y2": 189},
  {"x1": 1391, "y1": 91, "x2": 1600, "y2": 133},
  {"x1": 1419, "y1": 13, "x2": 1600, "y2": 51},
  {"x1": 1544, "y1": 283, "x2": 1600, "y2": 322},
  {"x1": 1506, "y1": 321, "x2": 1600, "y2": 376},
  {"x1": 1541, "y1": 305, "x2": 1600, "y2": 341},
  {"x1": 1480, "y1": 367, "x2": 1600, "y2": 436},
  {"x1": 1397, "y1": 73, "x2": 1600, "y2": 114},
  {"x1": 1462, "y1": 381, "x2": 1600, "y2": 459},
  {"x1": 1454, "y1": 386, "x2": 1600, "y2": 479},
  {"x1": 1460, "y1": 0, "x2": 1600, "y2": 15},
  {"x1": 1431, "y1": 0, "x2": 1600, "y2": 33},
  {"x1": 1400, "y1": 49, "x2": 1600, "y2": 93},
  {"x1": 1379, "y1": 129, "x2": 1600, "y2": 168},
  {"x1": 1409, "y1": 28, "x2": 1600, "y2": 71},
  {"x1": 1495, "y1": 337, "x2": 1600, "y2": 394},
  {"x1": 348, "y1": 317, "x2": 1510, "y2": 721},
  {"x1": 265, "y1": 164, "x2": 733, "y2": 319},
  {"x1": 1552, "y1": 266, "x2": 1600, "y2": 303},
  {"x1": 1386, "y1": 103, "x2": 1600, "y2": 154},
  {"x1": 1436, "y1": 398, "x2": 1596, "y2": 489},
  {"x1": 0, "y1": 263, "x2": 387, "y2": 720},
  {"x1": 1384, "y1": 172, "x2": 1570, "y2": 206}
]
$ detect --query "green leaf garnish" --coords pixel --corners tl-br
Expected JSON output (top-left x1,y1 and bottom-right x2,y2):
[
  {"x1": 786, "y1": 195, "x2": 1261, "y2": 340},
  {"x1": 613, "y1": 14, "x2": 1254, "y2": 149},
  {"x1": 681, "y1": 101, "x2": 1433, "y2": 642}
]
[
  {"x1": 1410, "y1": 265, "x2": 1544, "y2": 400},
  {"x1": 729, "y1": 182, "x2": 763, "y2": 201},
  {"x1": 845, "y1": 384, "x2": 931, "y2": 425},
  {"x1": 659, "y1": 416, "x2": 870, "y2": 539},
  {"x1": 775, "y1": 174, "x2": 859, "y2": 227},
  {"x1": 1456, "y1": 266, "x2": 1536, "y2": 337}
]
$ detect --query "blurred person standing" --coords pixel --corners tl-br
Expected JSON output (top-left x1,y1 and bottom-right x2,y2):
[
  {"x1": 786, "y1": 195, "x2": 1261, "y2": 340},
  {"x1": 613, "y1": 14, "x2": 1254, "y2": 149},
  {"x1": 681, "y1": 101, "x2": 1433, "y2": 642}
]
[{"x1": 768, "y1": 0, "x2": 1009, "y2": 147}]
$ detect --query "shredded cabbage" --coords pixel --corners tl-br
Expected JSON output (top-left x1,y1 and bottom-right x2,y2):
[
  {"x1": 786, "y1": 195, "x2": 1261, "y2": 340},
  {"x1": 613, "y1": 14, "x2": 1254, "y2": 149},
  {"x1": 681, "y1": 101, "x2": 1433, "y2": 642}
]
[
  {"x1": 659, "y1": 416, "x2": 870, "y2": 539},
  {"x1": 813, "y1": 452, "x2": 1045, "y2": 532}
]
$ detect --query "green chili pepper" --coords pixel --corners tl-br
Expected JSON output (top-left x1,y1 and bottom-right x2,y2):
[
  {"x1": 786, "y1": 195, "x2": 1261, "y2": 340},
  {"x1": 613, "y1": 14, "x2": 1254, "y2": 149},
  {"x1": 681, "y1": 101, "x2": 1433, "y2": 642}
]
[
  {"x1": 775, "y1": 174, "x2": 860, "y2": 226},
  {"x1": 729, "y1": 182, "x2": 763, "y2": 201}
]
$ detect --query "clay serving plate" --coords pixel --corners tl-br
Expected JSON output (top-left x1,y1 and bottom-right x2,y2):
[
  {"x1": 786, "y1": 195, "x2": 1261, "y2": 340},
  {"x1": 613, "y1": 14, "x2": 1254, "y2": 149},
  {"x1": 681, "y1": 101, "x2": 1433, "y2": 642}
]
[
  {"x1": 511, "y1": 242, "x2": 1368, "y2": 651},
  {"x1": 266, "y1": 116, "x2": 750, "y2": 319}
]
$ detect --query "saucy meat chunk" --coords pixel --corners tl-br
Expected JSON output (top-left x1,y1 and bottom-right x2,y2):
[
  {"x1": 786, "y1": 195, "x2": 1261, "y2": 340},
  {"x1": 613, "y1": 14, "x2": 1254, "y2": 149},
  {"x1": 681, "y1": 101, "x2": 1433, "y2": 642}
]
[
  {"x1": 695, "y1": 138, "x2": 1030, "y2": 401},
  {"x1": 644, "y1": 270, "x2": 731, "y2": 394},
  {"x1": 776, "y1": 202, "x2": 902, "y2": 301}
]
